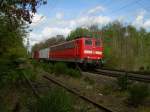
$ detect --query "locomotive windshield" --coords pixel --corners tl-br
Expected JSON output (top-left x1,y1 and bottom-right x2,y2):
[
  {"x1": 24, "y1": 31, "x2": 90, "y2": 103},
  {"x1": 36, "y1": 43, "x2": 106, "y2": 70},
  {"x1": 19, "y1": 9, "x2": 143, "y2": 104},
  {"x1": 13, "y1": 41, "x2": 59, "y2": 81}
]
[{"x1": 85, "y1": 39, "x2": 92, "y2": 46}]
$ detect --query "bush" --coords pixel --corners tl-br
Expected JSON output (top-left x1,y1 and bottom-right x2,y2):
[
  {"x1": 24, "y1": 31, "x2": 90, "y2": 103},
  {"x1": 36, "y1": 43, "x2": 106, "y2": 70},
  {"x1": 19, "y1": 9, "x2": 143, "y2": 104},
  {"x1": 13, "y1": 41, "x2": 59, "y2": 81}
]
[
  {"x1": 0, "y1": 63, "x2": 37, "y2": 88},
  {"x1": 66, "y1": 68, "x2": 81, "y2": 78},
  {"x1": 22, "y1": 67, "x2": 37, "y2": 81},
  {"x1": 31, "y1": 88, "x2": 73, "y2": 112},
  {"x1": 30, "y1": 60, "x2": 39, "y2": 68},
  {"x1": 128, "y1": 83, "x2": 149, "y2": 106},
  {"x1": 41, "y1": 62, "x2": 53, "y2": 73},
  {"x1": 117, "y1": 74, "x2": 128, "y2": 91},
  {"x1": 39, "y1": 62, "x2": 81, "y2": 78},
  {"x1": 53, "y1": 62, "x2": 68, "y2": 75},
  {"x1": 0, "y1": 68, "x2": 22, "y2": 88}
]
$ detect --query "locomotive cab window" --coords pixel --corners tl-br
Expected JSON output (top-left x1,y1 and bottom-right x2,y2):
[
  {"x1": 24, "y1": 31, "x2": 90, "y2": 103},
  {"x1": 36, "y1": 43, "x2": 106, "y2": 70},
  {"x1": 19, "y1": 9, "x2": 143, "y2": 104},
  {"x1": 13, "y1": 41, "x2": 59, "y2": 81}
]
[
  {"x1": 85, "y1": 39, "x2": 92, "y2": 46},
  {"x1": 95, "y1": 40, "x2": 101, "y2": 46}
]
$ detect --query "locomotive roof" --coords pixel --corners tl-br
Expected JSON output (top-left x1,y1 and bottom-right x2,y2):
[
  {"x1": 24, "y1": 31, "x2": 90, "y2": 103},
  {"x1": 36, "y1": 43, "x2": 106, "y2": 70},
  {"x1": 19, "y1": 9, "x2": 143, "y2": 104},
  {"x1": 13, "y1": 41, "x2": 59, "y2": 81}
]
[{"x1": 49, "y1": 37, "x2": 95, "y2": 48}]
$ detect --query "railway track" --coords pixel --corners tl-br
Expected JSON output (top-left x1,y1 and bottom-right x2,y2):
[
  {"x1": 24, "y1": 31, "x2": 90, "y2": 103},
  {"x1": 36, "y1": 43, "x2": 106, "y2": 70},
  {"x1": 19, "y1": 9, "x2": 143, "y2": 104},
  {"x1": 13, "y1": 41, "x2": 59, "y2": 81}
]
[
  {"x1": 22, "y1": 68, "x2": 114, "y2": 112},
  {"x1": 43, "y1": 75, "x2": 114, "y2": 112},
  {"x1": 88, "y1": 69, "x2": 150, "y2": 83}
]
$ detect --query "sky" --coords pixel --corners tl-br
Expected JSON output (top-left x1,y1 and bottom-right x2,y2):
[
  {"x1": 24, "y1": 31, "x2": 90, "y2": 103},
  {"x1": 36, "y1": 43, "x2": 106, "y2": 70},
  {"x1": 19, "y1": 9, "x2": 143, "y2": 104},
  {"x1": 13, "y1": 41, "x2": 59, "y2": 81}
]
[{"x1": 27, "y1": 0, "x2": 150, "y2": 47}]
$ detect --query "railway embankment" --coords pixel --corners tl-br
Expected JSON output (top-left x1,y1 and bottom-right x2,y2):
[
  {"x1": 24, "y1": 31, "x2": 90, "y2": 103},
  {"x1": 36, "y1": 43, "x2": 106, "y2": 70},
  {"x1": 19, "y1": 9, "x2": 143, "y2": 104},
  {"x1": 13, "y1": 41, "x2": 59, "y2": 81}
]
[{"x1": 0, "y1": 60, "x2": 150, "y2": 112}]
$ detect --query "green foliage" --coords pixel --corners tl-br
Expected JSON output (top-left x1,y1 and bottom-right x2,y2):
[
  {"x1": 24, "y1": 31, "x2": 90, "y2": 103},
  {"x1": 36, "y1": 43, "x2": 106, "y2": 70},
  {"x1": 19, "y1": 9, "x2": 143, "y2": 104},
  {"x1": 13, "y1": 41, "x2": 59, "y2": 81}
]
[
  {"x1": 99, "y1": 21, "x2": 150, "y2": 71},
  {"x1": 101, "y1": 84, "x2": 116, "y2": 95},
  {"x1": 52, "y1": 62, "x2": 81, "y2": 78},
  {"x1": 0, "y1": 15, "x2": 28, "y2": 87},
  {"x1": 53, "y1": 62, "x2": 68, "y2": 75},
  {"x1": 0, "y1": 15, "x2": 27, "y2": 59},
  {"x1": 0, "y1": 69, "x2": 20, "y2": 87},
  {"x1": 0, "y1": 0, "x2": 46, "y2": 23},
  {"x1": 0, "y1": 14, "x2": 29, "y2": 87},
  {"x1": 117, "y1": 74, "x2": 128, "y2": 91},
  {"x1": 31, "y1": 88, "x2": 73, "y2": 112},
  {"x1": 22, "y1": 67, "x2": 37, "y2": 81},
  {"x1": 0, "y1": 0, "x2": 45, "y2": 87},
  {"x1": 66, "y1": 68, "x2": 81, "y2": 78},
  {"x1": 40, "y1": 62, "x2": 53, "y2": 73},
  {"x1": 30, "y1": 60, "x2": 40, "y2": 68},
  {"x1": 67, "y1": 27, "x2": 92, "y2": 41},
  {"x1": 0, "y1": 58, "x2": 19, "y2": 87},
  {"x1": 0, "y1": 60, "x2": 37, "y2": 88},
  {"x1": 128, "y1": 83, "x2": 149, "y2": 106},
  {"x1": 4, "y1": 69, "x2": 31, "y2": 86},
  {"x1": 32, "y1": 36, "x2": 65, "y2": 51}
]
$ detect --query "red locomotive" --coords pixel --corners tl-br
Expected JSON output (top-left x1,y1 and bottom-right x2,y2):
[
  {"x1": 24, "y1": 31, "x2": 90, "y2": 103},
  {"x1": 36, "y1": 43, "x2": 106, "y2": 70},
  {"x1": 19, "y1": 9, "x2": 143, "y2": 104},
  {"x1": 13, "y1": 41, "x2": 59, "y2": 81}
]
[{"x1": 32, "y1": 37, "x2": 103, "y2": 67}]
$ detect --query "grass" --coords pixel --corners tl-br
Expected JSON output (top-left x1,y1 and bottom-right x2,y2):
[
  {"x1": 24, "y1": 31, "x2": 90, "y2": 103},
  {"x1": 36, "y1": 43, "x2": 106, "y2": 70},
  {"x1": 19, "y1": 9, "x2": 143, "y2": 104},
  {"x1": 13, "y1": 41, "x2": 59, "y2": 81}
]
[
  {"x1": 52, "y1": 62, "x2": 81, "y2": 78},
  {"x1": 117, "y1": 74, "x2": 128, "y2": 91},
  {"x1": 101, "y1": 84, "x2": 115, "y2": 95},
  {"x1": 0, "y1": 59, "x2": 39, "y2": 89},
  {"x1": 41, "y1": 62, "x2": 53, "y2": 73},
  {"x1": 53, "y1": 62, "x2": 68, "y2": 75},
  {"x1": 138, "y1": 106, "x2": 150, "y2": 112},
  {"x1": 66, "y1": 68, "x2": 81, "y2": 78},
  {"x1": 128, "y1": 83, "x2": 149, "y2": 106},
  {"x1": 30, "y1": 88, "x2": 73, "y2": 112},
  {"x1": 30, "y1": 61, "x2": 81, "y2": 79},
  {"x1": 84, "y1": 76, "x2": 95, "y2": 85}
]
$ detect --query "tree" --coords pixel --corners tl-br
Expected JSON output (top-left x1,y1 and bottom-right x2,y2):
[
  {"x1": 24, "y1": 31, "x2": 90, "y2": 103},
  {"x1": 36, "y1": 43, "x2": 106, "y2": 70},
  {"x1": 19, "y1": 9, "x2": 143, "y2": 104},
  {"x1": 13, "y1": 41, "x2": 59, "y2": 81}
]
[
  {"x1": 0, "y1": 0, "x2": 47, "y2": 23},
  {"x1": 101, "y1": 21, "x2": 150, "y2": 71},
  {"x1": 66, "y1": 27, "x2": 92, "y2": 41},
  {"x1": 32, "y1": 35, "x2": 65, "y2": 51},
  {"x1": 0, "y1": 0, "x2": 46, "y2": 58},
  {"x1": 0, "y1": 15, "x2": 27, "y2": 59},
  {"x1": 88, "y1": 24, "x2": 99, "y2": 32},
  {"x1": 0, "y1": 0, "x2": 47, "y2": 89}
]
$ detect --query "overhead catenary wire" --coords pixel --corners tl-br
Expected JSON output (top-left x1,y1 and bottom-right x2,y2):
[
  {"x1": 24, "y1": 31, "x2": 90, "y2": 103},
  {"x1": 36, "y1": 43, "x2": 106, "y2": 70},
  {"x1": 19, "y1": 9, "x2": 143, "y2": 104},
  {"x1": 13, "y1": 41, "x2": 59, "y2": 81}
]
[
  {"x1": 107, "y1": 0, "x2": 143, "y2": 16},
  {"x1": 137, "y1": 1, "x2": 150, "y2": 11},
  {"x1": 83, "y1": 0, "x2": 145, "y2": 28}
]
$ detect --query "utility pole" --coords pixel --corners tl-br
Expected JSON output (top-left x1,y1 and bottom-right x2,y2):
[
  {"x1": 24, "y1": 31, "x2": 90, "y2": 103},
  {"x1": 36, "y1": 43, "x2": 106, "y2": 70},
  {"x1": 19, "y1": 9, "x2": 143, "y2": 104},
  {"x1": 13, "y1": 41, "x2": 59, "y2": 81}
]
[
  {"x1": 124, "y1": 23, "x2": 129, "y2": 70},
  {"x1": 26, "y1": 37, "x2": 30, "y2": 55}
]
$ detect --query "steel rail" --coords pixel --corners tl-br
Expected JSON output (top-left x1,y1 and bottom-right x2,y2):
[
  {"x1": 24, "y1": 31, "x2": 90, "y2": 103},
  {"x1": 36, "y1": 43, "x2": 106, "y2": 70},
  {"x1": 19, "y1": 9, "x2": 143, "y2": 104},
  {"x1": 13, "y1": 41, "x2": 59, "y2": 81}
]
[
  {"x1": 22, "y1": 72, "x2": 40, "y2": 98},
  {"x1": 90, "y1": 69, "x2": 150, "y2": 83},
  {"x1": 43, "y1": 75, "x2": 114, "y2": 112},
  {"x1": 101, "y1": 68, "x2": 150, "y2": 75}
]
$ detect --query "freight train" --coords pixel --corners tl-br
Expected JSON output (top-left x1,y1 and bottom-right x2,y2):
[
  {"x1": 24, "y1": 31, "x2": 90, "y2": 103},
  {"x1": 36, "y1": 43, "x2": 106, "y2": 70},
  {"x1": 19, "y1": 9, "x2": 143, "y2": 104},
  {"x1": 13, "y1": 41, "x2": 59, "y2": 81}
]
[{"x1": 32, "y1": 37, "x2": 103, "y2": 67}]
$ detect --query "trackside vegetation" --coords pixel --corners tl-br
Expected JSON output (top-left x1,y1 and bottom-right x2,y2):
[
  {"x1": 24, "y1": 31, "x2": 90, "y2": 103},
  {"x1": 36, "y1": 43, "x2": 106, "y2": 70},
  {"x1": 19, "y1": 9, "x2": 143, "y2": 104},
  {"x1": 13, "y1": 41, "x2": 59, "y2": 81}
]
[
  {"x1": 39, "y1": 62, "x2": 81, "y2": 78},
  {"x1": 53, "y1": 62, "x2": 81, "y2": 78},
  {"x1": 117, "y1": 74, "x2": 129, "y2": 91},
  {"x1": 128, "y1": 83, "x2": 149, "y2": 106},
  {"x1": 116, "y1": 76, "x2": 150, "y2": 106},
  {"x1": 30, "y1": 88, "x2": 73, "y2": 112}
]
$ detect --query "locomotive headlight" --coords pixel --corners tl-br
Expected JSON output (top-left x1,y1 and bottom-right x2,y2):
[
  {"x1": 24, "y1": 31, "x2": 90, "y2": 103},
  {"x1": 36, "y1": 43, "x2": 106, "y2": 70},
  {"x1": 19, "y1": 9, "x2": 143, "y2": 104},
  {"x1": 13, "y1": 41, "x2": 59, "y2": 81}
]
[
  {"x1": 95, "y1": 51, "x2": 102, "y2": 55},
  {"x1": 84, "y1": 50, "x2": 92, "y2": 54}
]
